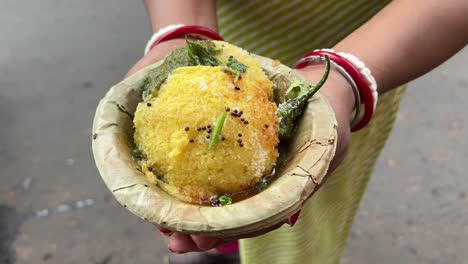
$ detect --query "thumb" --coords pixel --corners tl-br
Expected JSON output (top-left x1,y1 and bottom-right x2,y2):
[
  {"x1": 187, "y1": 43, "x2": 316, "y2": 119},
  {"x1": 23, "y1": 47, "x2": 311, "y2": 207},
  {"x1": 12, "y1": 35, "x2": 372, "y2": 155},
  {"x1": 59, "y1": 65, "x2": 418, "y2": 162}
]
[{"x1": 190, "y1": 235, "x2": 220, "y2": 251}]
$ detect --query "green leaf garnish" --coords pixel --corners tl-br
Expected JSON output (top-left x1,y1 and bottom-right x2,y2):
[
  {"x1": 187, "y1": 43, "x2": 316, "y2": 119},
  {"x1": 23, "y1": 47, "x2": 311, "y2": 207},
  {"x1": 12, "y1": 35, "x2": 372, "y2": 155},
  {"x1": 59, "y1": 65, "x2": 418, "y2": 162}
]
[
  {"x1": 186, "y1": 37, "x2": 222, "y2": 66},
  {"x1": 225, "y1": 55, "x2": 247, "y2": 82},
  {"x1": 209, "y1": 112, "x2": 227, "y2": 150},
  {"x1": 227, "y1": 56, "x2": 247, "y2": 73},
  {"x1": 142, "y1": 47, "x2": 193, "y2": 100},
  {"x1": 256, "y1": 179, "x2": 267, "y2": 191},
  {"x1": 218, "y1": 194, "x2": 232, "y2": 206},
  {"x1": 142, "y1": 38, "x2": 223, "y2": 99},
  {"x1": 132, "y1": 148, "x2": 147, "y2": 161},
  {"x1": 213, "y1": 45, "x2": 225, "y2": 52}
]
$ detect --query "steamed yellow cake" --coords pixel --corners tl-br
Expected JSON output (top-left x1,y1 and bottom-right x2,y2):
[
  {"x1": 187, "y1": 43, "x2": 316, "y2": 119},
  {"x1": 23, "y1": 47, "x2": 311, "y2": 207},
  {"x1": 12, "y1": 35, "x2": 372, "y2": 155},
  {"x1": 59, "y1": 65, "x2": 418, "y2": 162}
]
[{"x1": 133, "y1": 42, "x2": 279, "y2": 204}]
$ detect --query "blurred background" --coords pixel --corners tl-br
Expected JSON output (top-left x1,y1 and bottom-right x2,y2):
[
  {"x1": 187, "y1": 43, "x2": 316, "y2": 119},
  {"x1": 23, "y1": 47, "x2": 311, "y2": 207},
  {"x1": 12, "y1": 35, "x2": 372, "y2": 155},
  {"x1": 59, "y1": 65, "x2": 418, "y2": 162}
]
[{"x1": 0, "y1": 1, "x2": 467, "y2": 263}]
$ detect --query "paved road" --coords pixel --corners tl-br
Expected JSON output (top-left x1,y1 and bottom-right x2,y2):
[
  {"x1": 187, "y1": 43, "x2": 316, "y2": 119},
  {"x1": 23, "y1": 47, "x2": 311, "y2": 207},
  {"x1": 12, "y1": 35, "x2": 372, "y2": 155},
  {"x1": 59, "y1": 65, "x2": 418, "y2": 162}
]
[{"x1": 0, "y1": 1, "x2": 467, "y2": 263}]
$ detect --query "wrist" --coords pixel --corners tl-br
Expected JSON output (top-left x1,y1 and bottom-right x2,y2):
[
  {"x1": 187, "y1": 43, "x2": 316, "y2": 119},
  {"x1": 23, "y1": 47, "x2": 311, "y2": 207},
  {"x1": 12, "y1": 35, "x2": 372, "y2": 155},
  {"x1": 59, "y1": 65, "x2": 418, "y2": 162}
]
[
  {"x1": 297, "y1": 65, "x2": 355, "y2": 127},
  {"x1": 301, "y1": 50, "x2": 378, "y2": 131},
  {"x1": 145, "y1": 38, "x2": 187, "y2": 58},
  {"x1": 144, "y1": 0, "x2": 218, "y2": 33}
]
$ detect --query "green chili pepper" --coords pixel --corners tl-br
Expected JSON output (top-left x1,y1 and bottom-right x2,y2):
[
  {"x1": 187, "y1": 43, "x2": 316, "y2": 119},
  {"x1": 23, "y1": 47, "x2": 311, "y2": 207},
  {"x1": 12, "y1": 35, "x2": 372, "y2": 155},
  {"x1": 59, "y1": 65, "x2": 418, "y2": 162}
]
[
  {"x1": 277, "y1": 55, "x2": 331, "y2": 139},
  {"x1": 209, "y1": 112, "x2": 227, "y2": 150}
]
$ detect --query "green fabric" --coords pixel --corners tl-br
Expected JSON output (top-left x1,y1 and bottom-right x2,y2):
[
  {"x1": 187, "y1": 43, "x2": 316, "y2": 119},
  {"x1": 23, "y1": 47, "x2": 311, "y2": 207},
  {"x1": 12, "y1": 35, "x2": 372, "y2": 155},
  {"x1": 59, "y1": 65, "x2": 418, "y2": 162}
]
[{"x1": 216, "y1": 0, "x2": 406, "y2": 263}]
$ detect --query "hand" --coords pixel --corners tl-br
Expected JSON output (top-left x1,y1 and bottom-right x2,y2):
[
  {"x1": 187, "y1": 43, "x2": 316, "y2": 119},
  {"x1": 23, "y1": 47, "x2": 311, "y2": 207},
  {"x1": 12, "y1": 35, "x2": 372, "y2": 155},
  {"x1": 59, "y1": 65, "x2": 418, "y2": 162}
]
[
  {"x1": 159, "y1": 221, "x2": 287, "y2": 253},
  {"x1": 296, "y1": 64, "x2": 355, "y2": 174},
  {"x1": 125, "y1": 38, "x2": 188, "y2": 78}
]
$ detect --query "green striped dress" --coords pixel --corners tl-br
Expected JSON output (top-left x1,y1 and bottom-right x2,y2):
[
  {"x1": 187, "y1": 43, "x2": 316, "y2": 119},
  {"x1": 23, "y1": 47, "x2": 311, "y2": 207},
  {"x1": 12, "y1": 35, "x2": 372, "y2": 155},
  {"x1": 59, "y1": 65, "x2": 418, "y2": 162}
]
[{"x1": 216, "y1": 1, "x2": 406, "y2": 263}]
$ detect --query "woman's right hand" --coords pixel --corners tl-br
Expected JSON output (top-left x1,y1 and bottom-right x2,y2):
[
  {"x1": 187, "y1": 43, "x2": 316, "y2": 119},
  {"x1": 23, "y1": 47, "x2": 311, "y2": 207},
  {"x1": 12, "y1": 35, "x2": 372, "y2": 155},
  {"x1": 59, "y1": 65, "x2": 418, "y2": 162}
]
[{"x1": 125, "y1": 38, "x2": 187, "y2": 78}]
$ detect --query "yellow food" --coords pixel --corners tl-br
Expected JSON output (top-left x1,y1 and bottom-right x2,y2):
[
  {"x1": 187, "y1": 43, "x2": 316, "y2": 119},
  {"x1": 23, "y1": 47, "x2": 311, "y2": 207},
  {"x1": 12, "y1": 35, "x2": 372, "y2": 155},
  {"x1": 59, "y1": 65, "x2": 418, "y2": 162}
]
[{"x1": 133, "y1": 42, "x2": 279, "y2": 204}]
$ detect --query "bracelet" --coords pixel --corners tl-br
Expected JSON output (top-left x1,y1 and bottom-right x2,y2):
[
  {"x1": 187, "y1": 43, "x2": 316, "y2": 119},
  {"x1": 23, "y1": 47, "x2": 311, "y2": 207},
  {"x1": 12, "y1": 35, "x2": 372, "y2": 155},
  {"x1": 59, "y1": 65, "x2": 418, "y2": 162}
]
[
  {"x1": 302, "y1": 50, "x2": 376, "y2": 131},
  {"x1": 144, "y1": 24, "x2": 224, "y2": 55},
  {"x1": 295, "y1": 55, "x2": 361, "y2": 128},
  {"x1": 144, "y1": 24, "x2": 185, "y2": 55},
  {"x1": 316, "y1": 49, "x2": 378, "y2": 110}
]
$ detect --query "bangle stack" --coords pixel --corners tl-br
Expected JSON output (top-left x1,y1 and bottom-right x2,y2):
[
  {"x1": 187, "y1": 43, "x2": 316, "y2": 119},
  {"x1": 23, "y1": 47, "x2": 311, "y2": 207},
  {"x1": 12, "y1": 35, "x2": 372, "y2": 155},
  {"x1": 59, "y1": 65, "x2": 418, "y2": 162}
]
[
  {"x1": 295, "y1": 50, "x2": 378, "y2": 132},
  {"x1": 144, "y1": 24, "x2": 224, "y2": 55},
  {"x1": 295, "y1": 55, "x2": 362, "y2": 129}
]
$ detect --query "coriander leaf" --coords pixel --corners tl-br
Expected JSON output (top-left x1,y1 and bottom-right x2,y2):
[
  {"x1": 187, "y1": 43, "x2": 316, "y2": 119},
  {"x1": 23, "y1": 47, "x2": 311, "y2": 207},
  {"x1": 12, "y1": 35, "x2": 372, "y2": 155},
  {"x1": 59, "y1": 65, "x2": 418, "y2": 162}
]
[
  {"x1": 218, "y1": 194, "x2": 232, "y2": 206},
  {"x1": 213, "y1": 45, "x2": 225, "y2": 52},
  {"x1": 225, "y1": 55, "x2": 247, "y2": 82},
  {"x1": 226, "y1": 56, "x2": 247, "y2": 73}
]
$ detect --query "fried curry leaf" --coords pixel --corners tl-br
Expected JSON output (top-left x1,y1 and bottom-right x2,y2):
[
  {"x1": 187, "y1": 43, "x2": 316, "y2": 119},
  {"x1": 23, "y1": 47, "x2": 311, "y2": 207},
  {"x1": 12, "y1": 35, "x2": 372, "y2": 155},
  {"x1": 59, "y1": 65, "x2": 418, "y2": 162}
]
[
  {"x1": 141, "y1": 39, "x2": 223, "y2": 99},
  {"x1": 142, "y1": 47, "x2": 193, "y2": 100},
  {"x1": 186, "y1": 38, "x2": 222, "y2": 66}
]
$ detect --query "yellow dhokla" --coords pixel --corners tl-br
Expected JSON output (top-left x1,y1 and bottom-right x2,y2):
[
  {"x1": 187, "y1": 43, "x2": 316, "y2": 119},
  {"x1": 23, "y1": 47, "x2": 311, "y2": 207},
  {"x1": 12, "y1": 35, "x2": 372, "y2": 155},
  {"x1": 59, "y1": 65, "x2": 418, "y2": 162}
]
[{"x1": 133, "y1": 42, "x2": 279, "y2": 204}]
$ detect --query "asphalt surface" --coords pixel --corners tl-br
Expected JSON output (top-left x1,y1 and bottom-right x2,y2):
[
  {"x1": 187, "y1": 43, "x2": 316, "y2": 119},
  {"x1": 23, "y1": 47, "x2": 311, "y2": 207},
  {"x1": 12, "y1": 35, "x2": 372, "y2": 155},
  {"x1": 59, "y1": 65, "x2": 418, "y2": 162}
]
[{"x1": 0, "y1": 1, "x2": 467, "y2": 263}]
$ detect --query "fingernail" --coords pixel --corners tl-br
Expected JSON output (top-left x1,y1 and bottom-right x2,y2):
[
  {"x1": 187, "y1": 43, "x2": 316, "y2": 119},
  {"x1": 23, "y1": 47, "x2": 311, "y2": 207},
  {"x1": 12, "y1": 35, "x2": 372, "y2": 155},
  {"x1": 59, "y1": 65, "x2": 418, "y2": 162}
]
[
  {"x1": 159, "y1": 228, "x2": 173, "y2": 236},
  {"x1": 288, "y1": 210, "x2": 301, "y2": 227},
  {"x1": 168, "y1": 246, "x2": 181, "y2": 254}
]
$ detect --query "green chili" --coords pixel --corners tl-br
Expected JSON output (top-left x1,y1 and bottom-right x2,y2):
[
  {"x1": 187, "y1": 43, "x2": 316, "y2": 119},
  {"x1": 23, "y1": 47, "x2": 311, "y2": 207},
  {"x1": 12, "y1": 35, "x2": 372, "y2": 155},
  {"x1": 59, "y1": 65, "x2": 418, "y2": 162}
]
[
  {"x1": 209, "y1": 112, "x2": 228, "y2": 149},
  {"x1": 277, "y1": 55, "x2": 331, "y2": 139}
]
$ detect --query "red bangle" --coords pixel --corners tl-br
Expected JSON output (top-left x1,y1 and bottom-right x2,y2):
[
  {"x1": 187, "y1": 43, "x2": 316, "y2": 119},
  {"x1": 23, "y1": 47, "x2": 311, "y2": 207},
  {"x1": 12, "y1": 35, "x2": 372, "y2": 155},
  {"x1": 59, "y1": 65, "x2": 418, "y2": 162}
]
[
  {"x1": 297, "y1": 51, "x2": 375, "y2": 131},
  {"x1": 148, "y1": 25, "x2": 224, "y2": 52}
]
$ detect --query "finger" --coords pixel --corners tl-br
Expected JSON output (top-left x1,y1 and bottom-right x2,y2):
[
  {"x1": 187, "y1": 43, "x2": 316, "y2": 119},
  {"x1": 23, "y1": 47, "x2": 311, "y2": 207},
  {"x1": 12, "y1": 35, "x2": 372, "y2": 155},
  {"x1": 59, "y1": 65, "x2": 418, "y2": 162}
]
[
  {"x1": 190, "y1": 235, "x2": 219, "y2": 251},
  {"x1": 168, "y1": 233, "x2": 198, "y2": 253},
  {"x1": 158, "y1": 227, "x2": 173, "y2": 237}
]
